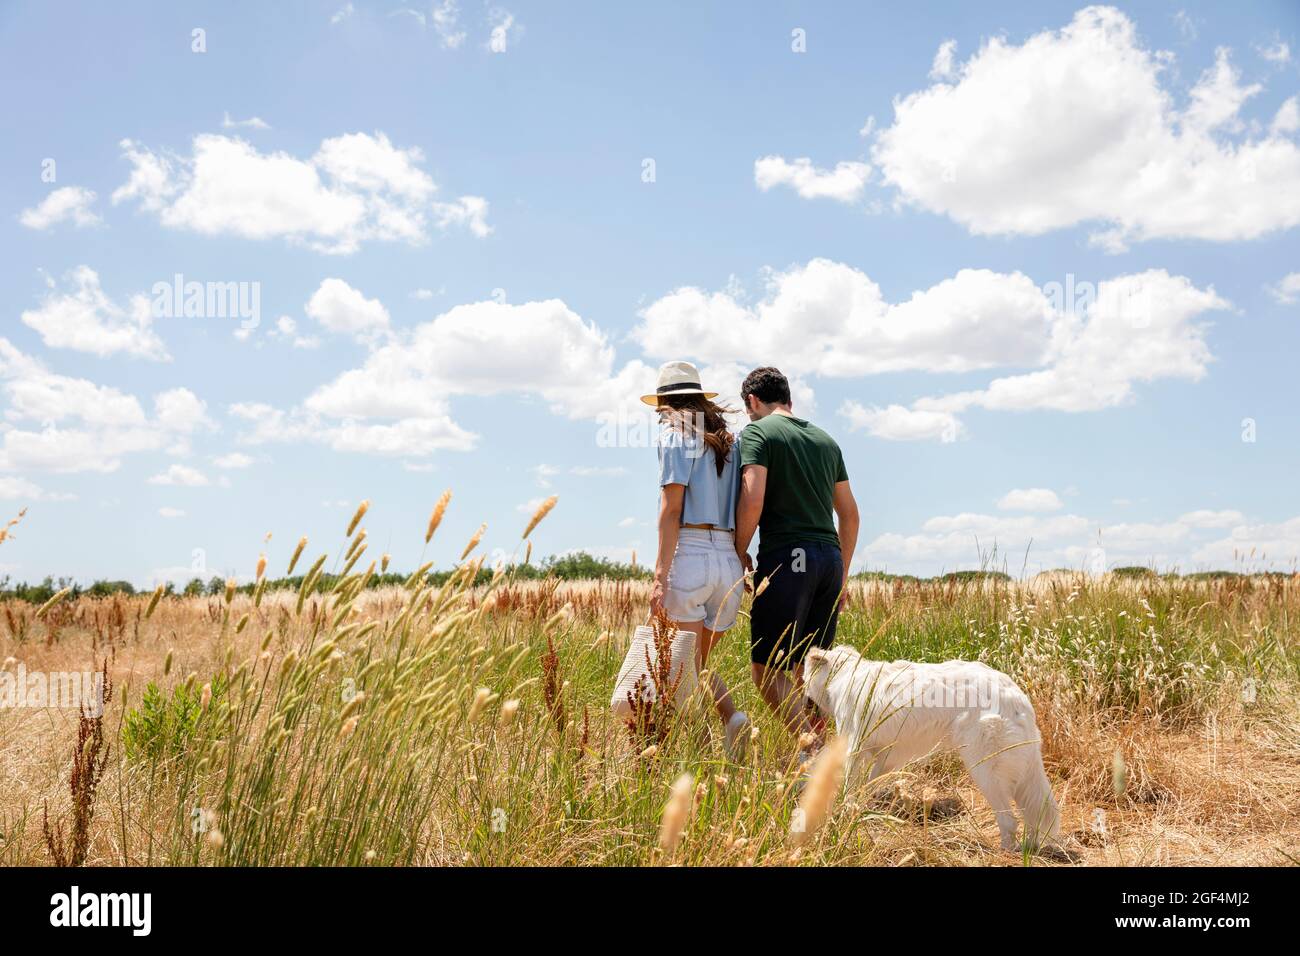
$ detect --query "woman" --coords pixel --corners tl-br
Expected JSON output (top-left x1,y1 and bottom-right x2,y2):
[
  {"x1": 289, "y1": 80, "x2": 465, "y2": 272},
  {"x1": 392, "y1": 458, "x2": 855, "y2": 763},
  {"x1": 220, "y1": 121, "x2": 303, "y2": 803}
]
[{"x1": 641, "y1": 361, "x2": 750, "y2": 759}]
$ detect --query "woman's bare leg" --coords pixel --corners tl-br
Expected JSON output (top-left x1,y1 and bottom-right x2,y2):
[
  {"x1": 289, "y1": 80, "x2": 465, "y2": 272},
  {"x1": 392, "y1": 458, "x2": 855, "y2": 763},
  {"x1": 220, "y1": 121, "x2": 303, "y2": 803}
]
[{"x1": 677, "y1": 620, "x2": 738, "y2": 723}]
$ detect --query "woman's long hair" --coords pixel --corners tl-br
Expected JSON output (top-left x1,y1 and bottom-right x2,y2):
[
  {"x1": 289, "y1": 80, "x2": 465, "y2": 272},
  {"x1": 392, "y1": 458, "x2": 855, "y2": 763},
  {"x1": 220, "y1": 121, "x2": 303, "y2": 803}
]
[{"x1": 657, "y1": 393, "x2": 736, "y2": 477}]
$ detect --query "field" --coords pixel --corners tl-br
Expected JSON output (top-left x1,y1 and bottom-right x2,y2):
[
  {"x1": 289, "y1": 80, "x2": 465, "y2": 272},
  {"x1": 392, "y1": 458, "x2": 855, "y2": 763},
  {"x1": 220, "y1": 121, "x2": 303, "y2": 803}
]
[{"x1": 1, "y1": 505, "x2": 1298, "y2": 867}]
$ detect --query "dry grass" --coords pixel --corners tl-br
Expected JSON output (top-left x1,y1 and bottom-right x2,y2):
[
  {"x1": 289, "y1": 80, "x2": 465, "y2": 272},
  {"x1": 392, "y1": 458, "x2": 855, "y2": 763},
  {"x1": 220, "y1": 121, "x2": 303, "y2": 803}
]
[{"x1": 0, "y1": 515, "x2": 1297, "y2": 867}]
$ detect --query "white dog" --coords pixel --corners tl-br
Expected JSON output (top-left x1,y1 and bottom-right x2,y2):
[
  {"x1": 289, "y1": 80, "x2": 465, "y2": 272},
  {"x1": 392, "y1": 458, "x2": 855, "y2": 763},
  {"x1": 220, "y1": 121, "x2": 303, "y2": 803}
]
[{"x1": 803, "y1": 645, "x2": 1064, "y2": 854}]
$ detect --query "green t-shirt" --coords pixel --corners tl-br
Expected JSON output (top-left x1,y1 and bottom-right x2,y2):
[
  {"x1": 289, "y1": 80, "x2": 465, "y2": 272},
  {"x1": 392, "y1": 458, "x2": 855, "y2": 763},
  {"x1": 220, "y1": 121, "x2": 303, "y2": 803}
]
[{"x1": 739, "y1": 413, "x2": 848, "y2": 555}]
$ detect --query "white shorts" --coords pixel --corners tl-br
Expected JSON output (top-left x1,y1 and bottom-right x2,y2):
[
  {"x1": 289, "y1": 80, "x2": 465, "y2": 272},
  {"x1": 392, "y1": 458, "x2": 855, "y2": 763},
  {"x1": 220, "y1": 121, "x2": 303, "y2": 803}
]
[{"x1": 664, "y1": 528, "x2": 746, "y2": 632}]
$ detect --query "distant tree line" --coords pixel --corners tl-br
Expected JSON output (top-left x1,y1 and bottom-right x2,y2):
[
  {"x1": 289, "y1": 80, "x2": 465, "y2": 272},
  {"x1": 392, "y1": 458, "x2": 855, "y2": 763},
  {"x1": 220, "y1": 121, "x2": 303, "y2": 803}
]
[
  {"x1": 0, "y1": 557, "x2": 1292, "y2": 603},
  {"x1": 0, "y1": 552, "x2": 652, "y2": 602}
]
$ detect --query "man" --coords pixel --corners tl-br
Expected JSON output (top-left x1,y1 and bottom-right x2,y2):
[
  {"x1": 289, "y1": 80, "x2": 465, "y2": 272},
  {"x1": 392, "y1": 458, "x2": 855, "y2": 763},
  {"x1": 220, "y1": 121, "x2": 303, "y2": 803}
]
[{"x1": 734, "y1": 367, "x2": 859, "y2": 757}]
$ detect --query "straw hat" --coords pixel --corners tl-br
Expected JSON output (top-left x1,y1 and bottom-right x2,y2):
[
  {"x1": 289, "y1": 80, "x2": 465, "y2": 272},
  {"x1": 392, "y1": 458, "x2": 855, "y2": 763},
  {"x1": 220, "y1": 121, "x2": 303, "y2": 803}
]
[{"x1": 639, "y1": 360, "x2": 719, "y2": 407}]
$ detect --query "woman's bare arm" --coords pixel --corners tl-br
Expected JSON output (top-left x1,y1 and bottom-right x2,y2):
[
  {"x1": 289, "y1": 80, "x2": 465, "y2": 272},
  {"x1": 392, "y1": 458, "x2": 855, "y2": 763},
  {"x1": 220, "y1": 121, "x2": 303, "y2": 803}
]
[{"x1": 651, "y1": 484, "x2": 685, "y2": 617}]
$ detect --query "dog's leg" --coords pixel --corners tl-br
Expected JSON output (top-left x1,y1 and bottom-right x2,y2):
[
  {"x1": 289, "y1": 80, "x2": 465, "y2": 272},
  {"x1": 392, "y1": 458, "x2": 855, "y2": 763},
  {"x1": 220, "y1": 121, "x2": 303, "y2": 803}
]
[
  {"x1": 966, "y1": 761, "x2": 1019, "y2": 852},
  {"x1": 1013, "y1": 761, "x2": 1063, "y2": 853}
]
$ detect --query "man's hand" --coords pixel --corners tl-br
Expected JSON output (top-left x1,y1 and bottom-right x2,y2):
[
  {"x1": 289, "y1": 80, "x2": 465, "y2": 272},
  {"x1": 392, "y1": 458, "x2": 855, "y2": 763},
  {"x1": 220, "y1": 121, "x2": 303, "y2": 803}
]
[
  {"x1": 738, "y1": 550, "x2": 754, "y2": 592},
  {"x1": 839, "y1": 570, "x2": 851, "y2": 610}
]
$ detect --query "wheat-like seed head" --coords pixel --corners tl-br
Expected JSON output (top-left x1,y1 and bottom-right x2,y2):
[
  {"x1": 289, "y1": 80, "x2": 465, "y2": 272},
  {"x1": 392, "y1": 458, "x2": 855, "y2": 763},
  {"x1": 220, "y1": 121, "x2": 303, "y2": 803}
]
[
  {"x1": 145, "y1": 584, "x2": 165, "y2": 619},
  {"x1": 425, "y1": 490, "x2": 452, "y2": 544},
  {"x1": 522, "y1": 495, "x2": 558, "y2": 540},
  {"x1": 255, "y1": 554, "x2": 267, "y2": 582},
  {"x1": 287, "y1": 536, "x2": 308, "y2": 575},
  {"x1": 460, "y1": 523, "x2": 487, "y2": 561},
  {"x1": 658, "y1": 773, "x2": 695, "y2": 856},
  {"x1": 347, "y1": 500, "x2": 370, "y2": 537},
  {"x1": 791, "y1": 736, "x2": 848, "y2": 847},
  {"x1": 467, "y1": 687, "x2": 492, "y2": 722}
]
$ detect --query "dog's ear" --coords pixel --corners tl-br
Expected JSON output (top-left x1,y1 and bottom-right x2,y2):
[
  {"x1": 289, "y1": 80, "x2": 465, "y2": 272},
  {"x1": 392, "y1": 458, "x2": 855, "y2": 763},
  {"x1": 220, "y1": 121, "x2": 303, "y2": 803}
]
[{"x1": 806, "y1": 647, "x2": 828, "y2": 666}]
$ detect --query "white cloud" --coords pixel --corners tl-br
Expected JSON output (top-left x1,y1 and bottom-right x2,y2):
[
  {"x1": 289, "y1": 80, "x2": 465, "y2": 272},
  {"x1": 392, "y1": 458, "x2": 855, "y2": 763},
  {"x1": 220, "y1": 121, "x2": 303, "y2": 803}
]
[
  {"x1": 233, "y1": 294, "x2": 664, "y2": 459},
  {"x1": 330, "y1": 3, "x2": 354, "y2": 25},
  {"x1": 147, "y1": 464, "x2": 209, "y2": 486},
  {"x1": 861, "y1": 503, "x2": 1300, "y2": 576},
  {"x1": 929, "y1": 39, "x2": 957, "y2": 79},
  {"x1": 864, "y1": 512, "x2": 1088, "y2": 571},
  {"x1": 305, "y1": 279, "x2": 391, "y2": 345},
  {"x1": 860, "y1": 505, "x2": 1289, "y2": 576},
  {"x1": 153, "y1": 388, "x2": 214, "y2": 433},
  {"x1": 1272, "y1": 96, "x2": 1300, "y2": 136},
  {"x1": 262, "y1": 315, "x2": 319, "y2": 349},
  {"x1": 213, "y1": 452, "x2": 254, "y2": 469},
  {"x1": 1178, "y1": 509, "x2": 1244, "y2": 529},
  {"x1": 112, "y1": 132, "x2": 490, "y2": 255},
  {"x1": 221, "y1": 112, "x2": 270, "y2": 130},
  {"x1": 0, "y1": 476, "x2": 75, "y2": 501},
  {"x1": 1258, "y1": 40, "x2": 1291, "y2": 65},
  {"x1": 0, "y1": 339, "x2": 206, "y2": 473},
  {"x1": 229, "y1": 400, "x2": 475, "y2": 458},
  {"x1": 534, "y1": 462, "x2": 627, "y2": 486},
  {"x1": 158, "y1": 506, "x2": 185, "y2": 519},
  {"x1": 638, "y1": 262, "x2": 1226, "y2": 442},
  {"x1": 635, "y1": 259, "x2": 1055, "y2": 378},
  {"x1": 1191, "y1": 515, "x2": 1300, "y2": 569},
  {"x1": 21, "y1": 266, "x2": 169, "y2": 360},
  {"x1": 905, "y1": 270, "x2": 1228, "y2": 432},
  {"x1": 19, "y1": 187, "x2": 101, "y2": 230},
  {"x1": 1268, "y1": 271, "x2": 1300, "y2": 304},
  {"x1": 997, "y1": 488, "x2": 1063, "y2": 512},
  {"x1": 307, "y1": 298, "x2": 648, "y2": 420},
  {"x1": 1173, "y1": 9, "x2": 1199, "y2": 42},
  {"x1": 432, "y1": 0, "x2": 466, "y2": 49},
  {"x1": 870, "y1": 7, "x2": 1300, "y2": 251},
  {"x1": 840, "y1": 402, "x2": 960, "y2": 443},
  {"x1": 389, "y1": 7, "x2": 426, "y2": 28},
  {"x1": 753, "y1": 156, "x2": 872, "y2": 204},
  {"x1": 432, "y1": 195, "x2": 492, "y2": 238}
]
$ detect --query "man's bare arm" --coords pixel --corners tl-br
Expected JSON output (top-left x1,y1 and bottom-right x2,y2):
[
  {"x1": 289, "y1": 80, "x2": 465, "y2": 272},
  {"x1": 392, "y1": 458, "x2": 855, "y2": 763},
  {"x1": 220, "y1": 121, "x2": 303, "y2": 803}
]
[
  {"x1": 735, "y1": 464, "x2": 767, "y2": 561},
  {"x1": 832, "y1": 479, "x2": 860, "y2": 598}
]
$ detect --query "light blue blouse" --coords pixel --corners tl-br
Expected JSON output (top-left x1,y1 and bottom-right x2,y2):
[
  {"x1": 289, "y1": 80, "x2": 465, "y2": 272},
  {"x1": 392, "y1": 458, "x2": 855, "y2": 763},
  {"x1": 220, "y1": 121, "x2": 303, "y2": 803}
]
[{"x1": 657, "y1": 423, "x2": 740, "y2": 530}]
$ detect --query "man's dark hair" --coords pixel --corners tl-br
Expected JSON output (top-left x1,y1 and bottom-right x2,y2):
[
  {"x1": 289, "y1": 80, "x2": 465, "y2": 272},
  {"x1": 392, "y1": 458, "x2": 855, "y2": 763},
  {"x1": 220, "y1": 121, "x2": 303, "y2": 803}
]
[{"x1": 740, "y1": 366, "x2": 792, "y2": 406}]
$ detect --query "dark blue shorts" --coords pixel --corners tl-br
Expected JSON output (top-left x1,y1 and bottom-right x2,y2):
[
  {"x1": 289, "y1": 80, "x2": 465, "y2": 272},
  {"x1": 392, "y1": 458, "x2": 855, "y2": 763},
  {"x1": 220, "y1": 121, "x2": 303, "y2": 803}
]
[{"x1": 749, "y1": 541, "x2": 844, "y2": 670}]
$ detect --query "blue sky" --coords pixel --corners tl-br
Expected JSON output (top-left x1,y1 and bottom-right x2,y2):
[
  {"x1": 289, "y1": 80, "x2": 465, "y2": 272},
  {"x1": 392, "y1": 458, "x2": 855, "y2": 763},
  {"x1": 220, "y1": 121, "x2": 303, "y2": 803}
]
[{"x1": 1, "y1": 0, "x2": 1298, "y2": 585}]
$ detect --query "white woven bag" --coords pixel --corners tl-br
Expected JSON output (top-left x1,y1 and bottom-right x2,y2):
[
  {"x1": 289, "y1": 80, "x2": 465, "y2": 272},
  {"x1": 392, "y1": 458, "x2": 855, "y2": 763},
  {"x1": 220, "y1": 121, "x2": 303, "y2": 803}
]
[{"x1": 609, "y1": 624, "x2": 699, "y2": 718}]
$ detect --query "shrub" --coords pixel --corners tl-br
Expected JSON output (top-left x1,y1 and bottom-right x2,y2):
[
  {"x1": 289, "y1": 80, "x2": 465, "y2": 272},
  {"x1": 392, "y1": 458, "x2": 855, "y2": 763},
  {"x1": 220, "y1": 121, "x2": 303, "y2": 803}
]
[
  {"x1": 123, "y1": 678, "x2": 226, "y2": 766},
  {"x1": 1112, "y1": 566, "x2": 1157, "y2": 578}
]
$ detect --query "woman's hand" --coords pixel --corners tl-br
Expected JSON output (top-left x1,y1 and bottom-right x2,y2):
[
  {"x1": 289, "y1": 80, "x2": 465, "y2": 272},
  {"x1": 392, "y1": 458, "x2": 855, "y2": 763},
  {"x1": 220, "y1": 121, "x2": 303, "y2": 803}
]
[{"x1": 650, "y1": 577, "x2": 668, "y2": 619}]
